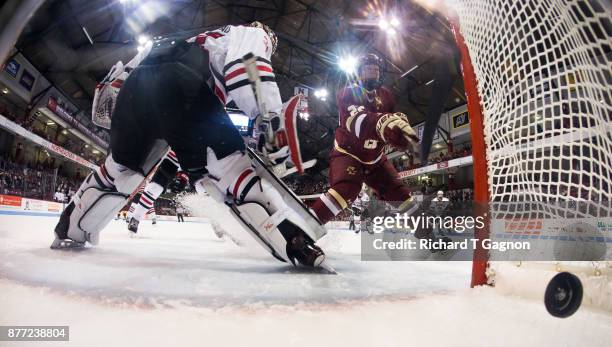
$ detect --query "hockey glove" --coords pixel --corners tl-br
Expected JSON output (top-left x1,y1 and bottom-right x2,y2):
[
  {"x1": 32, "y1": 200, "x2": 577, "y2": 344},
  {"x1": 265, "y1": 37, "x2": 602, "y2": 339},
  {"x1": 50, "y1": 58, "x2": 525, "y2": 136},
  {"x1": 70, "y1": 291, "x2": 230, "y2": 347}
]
[
  {"x1": 168, "y1": 171, "x2": 190, "y2": 193},
  {"x1": 376, "y1": 112, "x2": 420, "y2": 154},
  {"x1": 255, "y1": 112, "x2": 290, "y2": 166}
]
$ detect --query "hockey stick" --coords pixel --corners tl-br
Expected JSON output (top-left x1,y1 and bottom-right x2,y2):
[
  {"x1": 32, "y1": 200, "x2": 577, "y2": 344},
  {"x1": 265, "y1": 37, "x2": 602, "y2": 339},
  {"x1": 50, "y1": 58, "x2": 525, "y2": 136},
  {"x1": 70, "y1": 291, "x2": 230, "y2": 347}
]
[{"x1": 419, "y1": 47, "x2": 460, "y2": 162}]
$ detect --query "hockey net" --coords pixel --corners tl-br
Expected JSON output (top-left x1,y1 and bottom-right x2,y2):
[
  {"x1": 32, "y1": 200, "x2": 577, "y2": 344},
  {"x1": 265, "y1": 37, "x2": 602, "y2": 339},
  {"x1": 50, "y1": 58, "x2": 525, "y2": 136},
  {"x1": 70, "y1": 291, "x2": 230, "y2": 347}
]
[{"x1": 449, "y1": 0, "x2": 612, "y2": 305}]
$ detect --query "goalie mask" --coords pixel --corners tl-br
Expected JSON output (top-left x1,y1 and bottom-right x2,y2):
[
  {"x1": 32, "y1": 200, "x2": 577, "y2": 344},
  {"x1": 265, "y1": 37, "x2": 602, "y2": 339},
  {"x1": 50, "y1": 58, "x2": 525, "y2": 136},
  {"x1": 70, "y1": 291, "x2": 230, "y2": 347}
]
[
  {"x1": 358, "y1": 53, "x2": 384, "y2": 91},
  {"x1": 250, "y1": 21, "x2": 278, "y2": 55}
]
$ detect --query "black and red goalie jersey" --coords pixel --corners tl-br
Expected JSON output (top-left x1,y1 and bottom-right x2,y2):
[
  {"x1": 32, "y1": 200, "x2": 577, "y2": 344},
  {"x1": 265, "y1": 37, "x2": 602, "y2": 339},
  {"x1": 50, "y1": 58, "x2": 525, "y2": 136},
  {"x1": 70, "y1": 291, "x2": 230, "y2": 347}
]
[{"x1": 333, "y1": 83, "x2": 396, "y2": 164}]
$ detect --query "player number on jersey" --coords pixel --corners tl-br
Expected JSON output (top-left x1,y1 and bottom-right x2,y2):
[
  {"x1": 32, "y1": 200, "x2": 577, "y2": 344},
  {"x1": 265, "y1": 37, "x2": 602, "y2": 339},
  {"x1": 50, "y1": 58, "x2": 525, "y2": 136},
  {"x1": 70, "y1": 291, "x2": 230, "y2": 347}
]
[
  {"x1": 364, "y1": 139, "x2": 378, "y2": 149},
  {"x1": 348, "y1": 105, "x2": 365, "y2": 117}
]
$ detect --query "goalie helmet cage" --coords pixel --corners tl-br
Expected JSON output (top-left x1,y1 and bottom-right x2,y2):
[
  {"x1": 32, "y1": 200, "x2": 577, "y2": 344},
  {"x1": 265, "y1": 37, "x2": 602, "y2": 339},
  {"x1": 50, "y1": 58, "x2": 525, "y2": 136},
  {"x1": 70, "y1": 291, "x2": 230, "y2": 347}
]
[{"x1": 448, "y1": 0, "x2": 611, "y2": 288}]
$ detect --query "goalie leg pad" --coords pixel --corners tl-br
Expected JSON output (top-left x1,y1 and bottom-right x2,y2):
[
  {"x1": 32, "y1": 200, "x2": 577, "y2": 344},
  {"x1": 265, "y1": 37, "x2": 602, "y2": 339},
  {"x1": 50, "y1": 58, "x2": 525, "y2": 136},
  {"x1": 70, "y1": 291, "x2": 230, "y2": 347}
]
[
  {"x1": 229, "y1": 201, "x2": 324, "y2": 266},
  {"x1": 68, "y1": 188, "x2": 128, "y2": 244},
  {"x1": 229, "y1": 201, "x2": 292, "y2": 263},
  {"x1": 55, "y1": 154, "x2": 145, "y2": 247},
  {"x1": 202, "y1": 149, "x2": 325, "y2": 265}
]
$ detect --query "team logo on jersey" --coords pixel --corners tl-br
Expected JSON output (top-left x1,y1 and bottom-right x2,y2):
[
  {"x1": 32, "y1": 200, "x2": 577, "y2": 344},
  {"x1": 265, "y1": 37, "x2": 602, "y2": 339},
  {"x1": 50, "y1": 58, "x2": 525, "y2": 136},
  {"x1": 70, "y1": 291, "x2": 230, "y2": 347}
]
[
  {"x1": 375, "y1": 96, "x2": 383, "y2": 110},
  {"x1": 364, "y1": 139, "x2": 378, "y2": 149},
  {"x1": 346, "y1": 166, "x2": 357, "y2": 176}
]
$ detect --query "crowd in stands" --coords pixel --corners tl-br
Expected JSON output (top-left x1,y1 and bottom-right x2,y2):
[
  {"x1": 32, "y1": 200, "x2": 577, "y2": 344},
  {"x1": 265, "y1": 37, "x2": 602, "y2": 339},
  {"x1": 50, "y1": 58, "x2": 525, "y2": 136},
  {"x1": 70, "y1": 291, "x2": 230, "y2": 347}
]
[
  {"x1": 0, "y1": 103, "x2": 106, "y2": 166},
  {"x1": 0, "y1": 153, "x2": 81, "y2": 201},
  {"x1": 285, "y1": 177, "x2": 329, "y2": 196},
  {"x1": 394, "y1": 145, "x2": 472, "y2": 172},
  {"x1": 446, "y1": 188, "x2": 474, "y2": 202}
]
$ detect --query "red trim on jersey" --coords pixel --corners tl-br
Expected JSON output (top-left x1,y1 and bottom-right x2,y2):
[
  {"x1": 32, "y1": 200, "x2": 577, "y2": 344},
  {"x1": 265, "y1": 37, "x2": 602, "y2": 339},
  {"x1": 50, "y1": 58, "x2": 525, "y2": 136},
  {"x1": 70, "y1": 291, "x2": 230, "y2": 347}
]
[
  {"x1": 110, "y1": 79, "x2": 123, "y2": 88},
  {"x1": 233, "y1": 168, "x2": 254, "y2": 197},
  {"x1": 224, "y1": 65, "x2": 273, "y2": 82},
  {"x1": 195, "y1": 32, "x2": 224, "y2": 45},
  {"x1": 140, "y1": 195, "x2": 153, "y2": 206},
  {"x1": 214, "y1": 85, "x2": 226, "y2": 104}
]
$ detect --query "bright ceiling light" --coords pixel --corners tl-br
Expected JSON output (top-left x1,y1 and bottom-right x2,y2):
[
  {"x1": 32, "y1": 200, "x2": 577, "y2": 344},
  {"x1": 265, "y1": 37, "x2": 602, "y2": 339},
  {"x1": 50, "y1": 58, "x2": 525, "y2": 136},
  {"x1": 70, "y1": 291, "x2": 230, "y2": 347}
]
[
  {"x1": 138, "y1": 34, "x2": 150, "y2": 45},
  {"x1": 386, "y1": 27, "x2": 397, "y2": 36},
  {"x1": 338, "y1": 55, "x2": 357, "y2": 74},
  {"x1": 390, "y1": 17, "x2": 400, "y2": 27},
  {"x1": 378, "y1": 18, "x2": 389, "y2": 30},
  {"x1": 314, "y1": 88, "x2": 328, "y2": 99}
]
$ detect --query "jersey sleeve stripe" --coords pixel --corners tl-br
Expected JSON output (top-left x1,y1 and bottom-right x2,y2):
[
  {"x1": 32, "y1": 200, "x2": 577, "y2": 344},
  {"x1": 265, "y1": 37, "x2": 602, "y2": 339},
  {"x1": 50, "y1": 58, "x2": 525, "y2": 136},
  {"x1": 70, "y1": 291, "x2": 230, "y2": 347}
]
[
  {"x1": 224, "y1": 65, "x2": 274, "y2": 82},
  {"x1": 223, "y1": 56, "x2": 272, "y2": 74},
  {"x1": 226, "y1": 76, "x2": 276, "y2": 92}
]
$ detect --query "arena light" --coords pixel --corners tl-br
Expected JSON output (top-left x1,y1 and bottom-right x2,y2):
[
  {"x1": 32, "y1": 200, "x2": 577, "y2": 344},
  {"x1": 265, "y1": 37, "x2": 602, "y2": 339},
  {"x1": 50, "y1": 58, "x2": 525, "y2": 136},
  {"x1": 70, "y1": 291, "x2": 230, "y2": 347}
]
[
  {"x1": 299, "y1": 112, "x2": 310, "y2": 121},
  {"x1": 338, "y1": 55, "x2": 357, "y2": 74},
  {"x1": 378, "y1": 19, "x2": 389, "y2": 30},
  {"x1": 137, "y1": 35, "x2": 149, "y2": 45},
  {"x1": 379, "y1": 16, "x2": 400, "y2": 35},
  {"x1": 314, "y1": 88, "x2": 328, "y2": 100}
]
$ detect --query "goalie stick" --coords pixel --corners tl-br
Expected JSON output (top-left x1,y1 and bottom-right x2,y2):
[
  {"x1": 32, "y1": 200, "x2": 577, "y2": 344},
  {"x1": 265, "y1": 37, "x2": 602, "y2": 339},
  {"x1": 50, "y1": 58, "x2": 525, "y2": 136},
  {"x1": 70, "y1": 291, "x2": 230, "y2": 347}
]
[{"x1": 242, "y1": 53, "x2": 334, "y2": 273}]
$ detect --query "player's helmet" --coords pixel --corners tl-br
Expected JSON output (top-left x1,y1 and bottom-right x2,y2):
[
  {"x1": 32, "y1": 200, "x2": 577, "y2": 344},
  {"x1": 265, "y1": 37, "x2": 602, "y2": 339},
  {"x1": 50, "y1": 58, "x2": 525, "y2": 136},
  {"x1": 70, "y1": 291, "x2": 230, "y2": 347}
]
[
  {"x1": 357, "y1": 53, "x2": 384, "y2": 91},
  {"x1": 250, "y1": 21, "x2": 278, "y2": 55}
]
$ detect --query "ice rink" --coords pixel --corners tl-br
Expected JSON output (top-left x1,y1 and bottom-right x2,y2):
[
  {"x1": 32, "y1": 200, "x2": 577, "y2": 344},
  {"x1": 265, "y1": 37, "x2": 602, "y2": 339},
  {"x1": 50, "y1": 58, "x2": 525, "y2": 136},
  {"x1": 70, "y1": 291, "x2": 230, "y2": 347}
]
[{"x1": 1, "y1": 212, "x2": 611, "y2": 347}]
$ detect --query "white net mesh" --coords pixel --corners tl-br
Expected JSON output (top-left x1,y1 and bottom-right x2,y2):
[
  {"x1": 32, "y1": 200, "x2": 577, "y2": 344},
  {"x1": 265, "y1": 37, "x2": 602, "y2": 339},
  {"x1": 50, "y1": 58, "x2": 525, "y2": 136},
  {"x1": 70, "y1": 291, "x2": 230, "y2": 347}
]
[{"x1": 452, "y1": 0, "x2": 611, "y2": 218}]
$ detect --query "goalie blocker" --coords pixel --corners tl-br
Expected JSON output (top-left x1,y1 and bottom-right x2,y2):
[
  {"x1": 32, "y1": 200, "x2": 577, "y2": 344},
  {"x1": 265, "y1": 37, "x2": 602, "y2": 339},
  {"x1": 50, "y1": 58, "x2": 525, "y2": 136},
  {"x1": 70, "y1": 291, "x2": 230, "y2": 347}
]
[{"x1": 53, "y1": 39, "x2": 326, "y2": 268}]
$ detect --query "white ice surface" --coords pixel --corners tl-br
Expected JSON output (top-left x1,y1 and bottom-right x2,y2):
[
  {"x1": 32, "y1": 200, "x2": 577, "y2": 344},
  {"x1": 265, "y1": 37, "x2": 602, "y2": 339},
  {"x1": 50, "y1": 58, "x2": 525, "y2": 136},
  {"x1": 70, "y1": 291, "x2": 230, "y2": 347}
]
[{"x1": 1, "y1": 214, "x2": 611, "y2": 347}]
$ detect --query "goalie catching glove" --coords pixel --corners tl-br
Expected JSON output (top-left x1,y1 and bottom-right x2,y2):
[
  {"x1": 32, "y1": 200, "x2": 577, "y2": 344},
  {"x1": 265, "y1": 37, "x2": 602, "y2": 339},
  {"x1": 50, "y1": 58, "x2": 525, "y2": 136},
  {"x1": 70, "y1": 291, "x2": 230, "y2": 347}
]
[
  {"x1": 376, "y1": 112, "x2": 419, "y2": 154},
  {"x1": 253, "y1": 95, "x2": 306, "y2": 176},
  {"x1": 255, "y1": 111, "x2": 290, "y2": 166}
]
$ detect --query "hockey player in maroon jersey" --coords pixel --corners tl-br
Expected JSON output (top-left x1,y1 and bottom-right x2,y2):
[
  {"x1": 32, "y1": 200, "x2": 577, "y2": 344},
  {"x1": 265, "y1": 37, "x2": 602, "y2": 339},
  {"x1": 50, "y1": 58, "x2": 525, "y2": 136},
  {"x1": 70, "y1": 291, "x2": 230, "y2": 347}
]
[{"x1": 311, "y1": 53, "x2": 419, "y2": 224}]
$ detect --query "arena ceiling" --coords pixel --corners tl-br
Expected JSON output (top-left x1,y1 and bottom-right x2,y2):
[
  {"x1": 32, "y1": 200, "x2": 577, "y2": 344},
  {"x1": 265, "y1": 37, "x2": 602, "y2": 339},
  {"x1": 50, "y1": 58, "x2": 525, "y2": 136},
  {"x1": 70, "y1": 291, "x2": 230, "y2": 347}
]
[{"x1": 12, "y1": 0, "x2": 466, "y2": 178}]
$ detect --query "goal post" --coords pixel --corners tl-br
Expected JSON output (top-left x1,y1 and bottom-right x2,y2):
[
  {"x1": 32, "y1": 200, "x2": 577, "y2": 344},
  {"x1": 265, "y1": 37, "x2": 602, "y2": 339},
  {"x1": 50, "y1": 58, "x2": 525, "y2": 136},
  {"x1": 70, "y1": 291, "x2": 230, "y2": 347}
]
[
  {"x1": 450, "y1": 21, "x2": 491, "y2": 287},
  {"x1": 448, "y1": 0, "x2": 612, "y2": 289}
]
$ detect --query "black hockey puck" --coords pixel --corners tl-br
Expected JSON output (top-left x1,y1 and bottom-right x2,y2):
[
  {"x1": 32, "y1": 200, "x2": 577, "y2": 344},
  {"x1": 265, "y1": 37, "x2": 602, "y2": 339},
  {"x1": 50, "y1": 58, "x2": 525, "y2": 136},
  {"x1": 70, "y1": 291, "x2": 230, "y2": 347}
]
[{"x1": 544, "y1": 272, "x2": 583, "y2": 318}]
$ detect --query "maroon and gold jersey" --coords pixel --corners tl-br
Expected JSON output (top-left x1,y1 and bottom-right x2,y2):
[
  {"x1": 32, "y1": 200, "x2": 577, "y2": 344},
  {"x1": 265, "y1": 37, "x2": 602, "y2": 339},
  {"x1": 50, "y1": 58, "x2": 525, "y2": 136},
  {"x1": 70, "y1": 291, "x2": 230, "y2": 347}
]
[{"x1": 334, "y1": 84, "x2": 396, "y2": 164}]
